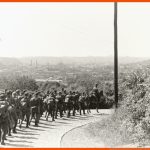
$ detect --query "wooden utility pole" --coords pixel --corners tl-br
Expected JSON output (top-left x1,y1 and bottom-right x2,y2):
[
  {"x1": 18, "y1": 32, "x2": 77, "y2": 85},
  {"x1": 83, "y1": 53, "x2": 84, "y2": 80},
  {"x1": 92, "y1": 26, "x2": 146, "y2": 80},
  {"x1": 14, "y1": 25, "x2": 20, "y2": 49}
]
[{"x1": 114, "y1": 2, "x2": 118, "y2": 108}]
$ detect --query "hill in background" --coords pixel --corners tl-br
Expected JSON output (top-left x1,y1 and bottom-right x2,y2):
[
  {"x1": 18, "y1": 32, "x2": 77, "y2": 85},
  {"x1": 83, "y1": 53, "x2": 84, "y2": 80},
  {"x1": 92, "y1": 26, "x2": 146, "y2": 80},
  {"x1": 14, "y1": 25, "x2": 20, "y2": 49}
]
[{"x1": 0, "y1": 56, "x2": 149, "y2": 67}]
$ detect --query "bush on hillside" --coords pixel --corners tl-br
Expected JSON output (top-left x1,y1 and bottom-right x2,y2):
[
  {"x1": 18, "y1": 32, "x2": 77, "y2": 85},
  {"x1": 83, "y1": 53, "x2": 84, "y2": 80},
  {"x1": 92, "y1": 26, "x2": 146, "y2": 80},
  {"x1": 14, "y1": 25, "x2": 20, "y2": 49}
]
[
  {"x1": 104, "y1": 70, "x2": 150, "y2": 147},
  {"x1": 0, "y1": 75, "x2": 38, "y2": 91}
]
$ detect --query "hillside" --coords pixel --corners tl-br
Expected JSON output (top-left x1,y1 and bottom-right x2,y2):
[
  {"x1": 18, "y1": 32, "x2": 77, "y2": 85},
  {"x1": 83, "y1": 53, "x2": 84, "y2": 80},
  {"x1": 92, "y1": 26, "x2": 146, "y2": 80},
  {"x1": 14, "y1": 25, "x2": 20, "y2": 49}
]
[
  {"x1": 18, "y1": 56, "x2": 150, "y2": 66},
  {"x1": 0, "y1": 56, "x2": 148, "y2": 67}
]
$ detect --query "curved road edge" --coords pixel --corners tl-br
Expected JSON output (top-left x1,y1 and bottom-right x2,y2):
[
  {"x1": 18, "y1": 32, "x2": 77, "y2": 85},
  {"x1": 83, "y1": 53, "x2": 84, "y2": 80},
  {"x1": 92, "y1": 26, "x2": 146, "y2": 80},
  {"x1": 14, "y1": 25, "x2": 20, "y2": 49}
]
[{"x1": 60, "y1": 113, "x2": 110, "y2": 148}]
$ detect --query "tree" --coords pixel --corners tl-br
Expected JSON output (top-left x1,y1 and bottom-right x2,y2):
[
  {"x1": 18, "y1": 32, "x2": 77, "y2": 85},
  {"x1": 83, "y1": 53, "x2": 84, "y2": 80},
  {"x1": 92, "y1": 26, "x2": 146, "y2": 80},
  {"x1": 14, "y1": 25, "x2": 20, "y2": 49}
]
[{"x1": 0, "y1": 75, "x2": 38, "y2": 91}]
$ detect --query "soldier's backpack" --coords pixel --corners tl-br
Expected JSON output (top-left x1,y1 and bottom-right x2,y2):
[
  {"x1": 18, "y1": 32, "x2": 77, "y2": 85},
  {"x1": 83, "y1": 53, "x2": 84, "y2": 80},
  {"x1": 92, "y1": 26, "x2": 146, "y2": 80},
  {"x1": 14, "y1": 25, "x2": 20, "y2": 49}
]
[
  {"x1": 78, "y1": 96, "x2": 82, "y2": 102},
  {"x1": 0, "y1": 101, "x2": 8, "y2": 114},
  {"x1": 55, "y1": 95, "x2": 62, "y2": 103},
  {"x1": 30, "y1": 97, "x2": 37, "y2": 107},
  {"x1": 48, "y1": 96, "x2": 54, "y2": 103},
  {"x1": 7, "y1": 106, "x2": 16, "y2": 129},
  {"x1": 0, "y1": 101, "x2": 9, "y2": 124},
  {"x1": 0, "y1": 105, "x2": 7, "y2": 117},
  {"x1": 20, "y1": 101, "x2": 27, "y2": 108},
  {"x1": 65, "y1": 95, "x2": 70, "y2": 103},
  {"x1": 20, "y1": 98, "x2": 30, "y2": 109},
  {"x1": 79, "y1": 96, "x2": 85, "y2": 103}
]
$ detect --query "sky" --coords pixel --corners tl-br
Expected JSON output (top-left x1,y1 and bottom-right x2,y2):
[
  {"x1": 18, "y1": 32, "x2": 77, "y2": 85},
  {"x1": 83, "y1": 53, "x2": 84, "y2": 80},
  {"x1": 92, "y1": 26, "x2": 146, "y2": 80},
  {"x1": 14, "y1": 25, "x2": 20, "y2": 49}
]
[{"x1": 0, "y1": 2, "x2": 150, "y2": 58}]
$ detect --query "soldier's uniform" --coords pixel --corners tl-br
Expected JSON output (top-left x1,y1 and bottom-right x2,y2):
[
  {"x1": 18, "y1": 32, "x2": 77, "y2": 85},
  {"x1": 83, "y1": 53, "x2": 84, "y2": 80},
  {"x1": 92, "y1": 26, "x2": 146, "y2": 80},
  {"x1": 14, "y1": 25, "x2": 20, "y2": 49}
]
[
  {"x1": 5, "y1": 91, "x2": 18, "y2": 135},
  {"x1": 65, "y1": 93, "x2": 73, "y2": 118},
  {"x1": 85, "y1": 94, "x2": 91, "y2": 114},
  {"x1": 0, "y1": 94, "x2": 9, "y2": 145},
  {"x1": 72, "y1": 92, "x2": 79, "y2": 116},
  {"x1": 15, "y1": 95, "x2": 22, "y2": 123},
  {"x1": 55, "y1": 92, "x2": 63, "y2": 119},
  {"x1": 93, "y1": 84, "x2": 100, "y2": 113},
  {"x1": 30, "y1": 93, "x2": 41, "y2": 126},
  {"x1": 78, "y1": 93, "x2": 86, "y2": 115},
  {"x1": 46, "y1": 95, "x2": 55, "y2": 121},
  {"x1": 20, "y1": 93, "x2": 30, "y2": 128},
  {"x1": 6, "y1": 91, "x2": 16, "y2": 106},
  {"x1": 61, "y1": 90, "x2": 67, "y2": 114}
]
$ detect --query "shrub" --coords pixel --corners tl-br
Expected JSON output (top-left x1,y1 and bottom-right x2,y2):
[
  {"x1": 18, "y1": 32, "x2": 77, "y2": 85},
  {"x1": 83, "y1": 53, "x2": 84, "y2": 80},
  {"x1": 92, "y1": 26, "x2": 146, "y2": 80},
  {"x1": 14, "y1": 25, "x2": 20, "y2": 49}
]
[
  {"x1": 111, "y1": 71, "x2": 150, "y2": 146},
  {"x1": 0, "y1": 75, "x2": 38, "y2": 91}
]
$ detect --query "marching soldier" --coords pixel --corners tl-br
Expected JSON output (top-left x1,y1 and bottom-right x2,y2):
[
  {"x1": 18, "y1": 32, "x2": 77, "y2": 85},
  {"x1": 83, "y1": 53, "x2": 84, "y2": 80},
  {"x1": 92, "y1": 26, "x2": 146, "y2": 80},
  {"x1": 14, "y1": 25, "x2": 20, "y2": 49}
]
[
  {"x1": 85, "y1": 93, "x2": 91, "y2": 114},
  {"x1": 61, "y1": 89, "x2": 67, "y2": 114},
  {"x1": 78, "y1": 92, "x2": 86, "y2": 115},
  {"x1": 0, "y1": 94, "x2": 9, "y2": 145},
  {"x1": 93, "y1": 84, "x2": 100, "y2": 113},
  {"x1": 5, "y1": 91, "x2": 18, "y2": 135},
  {"x1": 55, "y1": 92, "x2": 63, "y2": 119},
  {"x1": 19, "y1": 92, "x2": 31, "y2": 128},
  {"x1": 72, "y1": 91, "x2": 79, "y2": 116},
  {"x1": 65, "y1": 91, "x2": 73, "y2": 118},
  {"x1": 6, "y1": 91, "x2": 15, "y2": 106},
  {"x1": 64, "y1": 92, "x2": 70, "y2": 118},
  {"x1": 13, "y1": 90, "x2": 22, "y2": 124},
  {"x1": 45, "y1": 94, "x2": 55, "y2": 121},
  {"x1": 30, "y1": 92, "x2": 41, "y2": 126}
]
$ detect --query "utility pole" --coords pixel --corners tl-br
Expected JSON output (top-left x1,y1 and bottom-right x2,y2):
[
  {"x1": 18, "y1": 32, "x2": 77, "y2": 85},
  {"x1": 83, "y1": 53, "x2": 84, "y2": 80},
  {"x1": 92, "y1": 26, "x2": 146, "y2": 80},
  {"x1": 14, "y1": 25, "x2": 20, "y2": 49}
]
[{"x1": 114, "y1": 2, "x2": 118, "y2": 109}]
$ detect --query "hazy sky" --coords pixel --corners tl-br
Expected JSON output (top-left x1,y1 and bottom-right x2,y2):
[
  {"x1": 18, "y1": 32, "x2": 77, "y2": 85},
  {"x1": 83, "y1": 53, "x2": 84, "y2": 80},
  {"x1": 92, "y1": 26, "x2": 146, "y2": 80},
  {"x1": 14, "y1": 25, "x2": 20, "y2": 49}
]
[{"x1": 0, "y1": 2, "x2": 150, "y2": 57}]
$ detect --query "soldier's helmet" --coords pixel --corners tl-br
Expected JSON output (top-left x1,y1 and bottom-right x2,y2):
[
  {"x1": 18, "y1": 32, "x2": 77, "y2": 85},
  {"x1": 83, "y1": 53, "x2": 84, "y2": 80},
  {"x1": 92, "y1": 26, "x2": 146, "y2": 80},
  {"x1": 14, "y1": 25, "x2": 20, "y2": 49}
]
[
  {"x1": 50, "y1": 93, "x2": 54, "y2": 98},
  {"x1": 83, "y1": 92, "x2": 85, "y2": 96},
  {"x1": 58, "y1": 91, "x2": 62, "y2": 95},
  {"x1": 4, "y1": 89, "x2": 8, "y2": 93},
  {"x1": 24, "y1": 92, "x2": 29, "y2": 97},
  {"x1": 6, "y1": 90, "x2": 12, "y2": 96},
  {"x1": 46, "y1": 90, "x2": 50, "y2": 95},
  {"x1": 0, "y1": 93, "x2": 5, "y2": 101},
  {"x1": 95, "y1": 83, "x2": 98, "y2": 87},
  {"x1": 75, "y1": 91, "x2": 79, "y2": 94},
  {"x1": 93, "y1": 91, "x2": 96, "y2": 95},
  {"x1": 93, "y1": 86, "x2": 97, "y2": 90},
  {"x1": 12, "y1": 91, "x2": 17, "y2": 98},
  {"x1": 35, "y1": 91, "x2": 40, "y2": 96},
  {"x1": 16, "y1": 89, "x2": 21, "y2": 94},
  {"x1": 66, "y1": 94, "x2": 70, "y2": 98},
  {"x1": 49, "y1": 96, "x2": 54, "y2": 100},
  {"x1": 99, "y1": 90, "x2": 103, "y2": 95},
  {"x1": 64, "y1": 90, "x2": 67, "y2": 94},
  {"x1": 54, "y1": 90, "x2": 57, "y2": 94}
]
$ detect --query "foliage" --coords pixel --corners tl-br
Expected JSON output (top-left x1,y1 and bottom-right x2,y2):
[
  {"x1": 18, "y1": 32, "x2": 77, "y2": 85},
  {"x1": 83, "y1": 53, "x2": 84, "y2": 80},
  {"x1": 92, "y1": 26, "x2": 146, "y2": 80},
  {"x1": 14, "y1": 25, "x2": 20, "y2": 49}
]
[
  {"x1": 0, "y1": 74, "x2": 38, "y2": 91},
  {"x1": 103, "y1": 69, "x2": 150, "y2": 147},
  {"x1": 103, "y1": 81, "x2": 114, "y2": 96},
  {"x1": 38, "y1": 81, "x2": 66, "y2": 93},
  {"x1": 86, "y1": 69, "x2": 150, "y2": 147}
]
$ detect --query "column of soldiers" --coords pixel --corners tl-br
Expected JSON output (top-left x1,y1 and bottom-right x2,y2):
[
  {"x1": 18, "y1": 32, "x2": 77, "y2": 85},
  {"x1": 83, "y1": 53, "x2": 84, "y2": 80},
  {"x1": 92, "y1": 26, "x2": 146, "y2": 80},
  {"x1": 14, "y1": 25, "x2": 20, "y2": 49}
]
[{"x1": 0, "y1": 84, "x2": 104, "y2": 145}]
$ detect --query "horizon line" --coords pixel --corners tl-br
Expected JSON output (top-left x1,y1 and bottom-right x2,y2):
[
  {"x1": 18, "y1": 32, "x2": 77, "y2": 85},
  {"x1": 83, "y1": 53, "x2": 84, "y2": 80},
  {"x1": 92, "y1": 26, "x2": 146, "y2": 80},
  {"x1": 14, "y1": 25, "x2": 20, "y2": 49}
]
[{"x1": 0, "y1": 56, "x2": 150, "y2": 59}]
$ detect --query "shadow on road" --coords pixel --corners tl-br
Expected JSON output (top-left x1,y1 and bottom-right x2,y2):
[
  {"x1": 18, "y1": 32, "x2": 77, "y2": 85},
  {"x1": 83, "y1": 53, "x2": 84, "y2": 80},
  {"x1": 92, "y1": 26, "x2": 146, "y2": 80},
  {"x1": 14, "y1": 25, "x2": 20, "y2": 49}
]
[
  {"x1": 10, "y1": 134, "x2": 38, "y2": 140},
  {"x1": 56, "y1": 121, "x2": 70, "y2": 124},
  {"x1": 29, "y1": 127, "x2": 45, "y2": 131},
  {"x1": 8, "y1": 139, "x2": 33, "y2": 143},
  {"x1": 3, "y1": 111, "x2": 109, "y2": 148},
  {"x1": 6, "y1": 142, "x2": 33, "y2": 148}
]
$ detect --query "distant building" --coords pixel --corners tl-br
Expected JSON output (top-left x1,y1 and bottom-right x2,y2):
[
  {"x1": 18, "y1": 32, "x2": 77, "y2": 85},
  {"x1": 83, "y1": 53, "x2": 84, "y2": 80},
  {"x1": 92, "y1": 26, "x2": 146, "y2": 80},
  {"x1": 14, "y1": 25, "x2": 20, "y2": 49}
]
[{"x1": 36, "y1": 77, "x2": 63, "y2": 84}]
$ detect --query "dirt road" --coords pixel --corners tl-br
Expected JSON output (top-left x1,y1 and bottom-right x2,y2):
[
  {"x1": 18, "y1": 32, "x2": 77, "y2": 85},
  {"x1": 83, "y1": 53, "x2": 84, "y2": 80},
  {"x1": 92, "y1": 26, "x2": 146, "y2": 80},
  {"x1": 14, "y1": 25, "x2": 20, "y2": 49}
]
[{"x1": 1, "y1": 109, "x2": 112, "y2": 148}]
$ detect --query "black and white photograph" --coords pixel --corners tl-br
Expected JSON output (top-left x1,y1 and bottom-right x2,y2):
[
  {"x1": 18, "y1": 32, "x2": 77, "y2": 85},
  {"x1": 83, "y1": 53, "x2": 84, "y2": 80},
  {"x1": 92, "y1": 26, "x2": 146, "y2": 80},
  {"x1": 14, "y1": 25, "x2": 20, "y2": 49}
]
[{"x1": 0, "y1": 2, "x2": 150, "y2": 148}]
